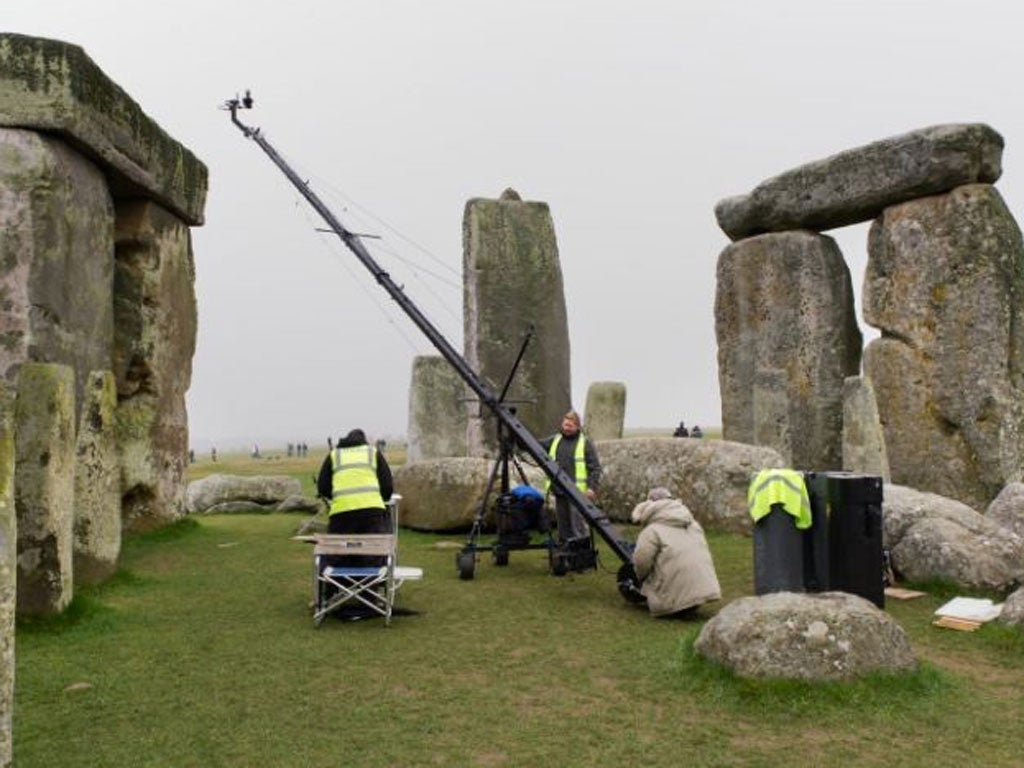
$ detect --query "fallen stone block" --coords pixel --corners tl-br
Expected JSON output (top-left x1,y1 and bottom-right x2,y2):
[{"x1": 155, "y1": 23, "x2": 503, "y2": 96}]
[{"x1": 695, "y1": 592, "x2": 917, "y2": 680}]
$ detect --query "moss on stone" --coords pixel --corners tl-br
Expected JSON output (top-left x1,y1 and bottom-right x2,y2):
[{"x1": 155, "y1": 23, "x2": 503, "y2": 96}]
[{"x1": 0, "y1": 33, "x2": 208, "y2": 225}]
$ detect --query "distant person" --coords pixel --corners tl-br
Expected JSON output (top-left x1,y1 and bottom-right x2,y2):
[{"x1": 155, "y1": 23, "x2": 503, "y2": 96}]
[
  {"x1": 630, "y1": 487, "x2": 721, "y2": 617},
  {"x1": 540, "y1": 410, "x2": 601, "y2": 543},
  {"x1": 211, "y1": 446, "x2": 218, "y2": 462},
  {"x1": 691, "y1": 425, "x2": 703, "y2": 439},
  {"x1": 252, "y1": 443, "x2": 261, "y2": 459},
  {"x1": 188, "y1": 449, "x2": 195, "y2": 464},
  {"x1": 287, "y1": 443, "x2": 294, "y2": 457},
  {"x1": 317, "y1": 429, "x2": 394, "y2": 535},
  {"x1": 673, "y1": 421, "x2": 689, "y2": 438}
]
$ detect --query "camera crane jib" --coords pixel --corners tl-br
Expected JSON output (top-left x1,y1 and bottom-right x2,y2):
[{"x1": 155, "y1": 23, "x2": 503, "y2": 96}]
[{"x1": 223, "y1": 92, "x2": 637, "y2": 584}]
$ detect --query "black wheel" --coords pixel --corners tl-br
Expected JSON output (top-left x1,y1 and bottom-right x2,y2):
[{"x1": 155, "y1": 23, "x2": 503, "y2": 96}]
[
  {"x1": 617, "y1": 563, "x2": 646, "y2": 605},
  {"x1": 456, "y1": 550, "x2": 476, "y2": 580},
  {"x1": 493, "y1": 546, "x2": 509, "y2": 566}
]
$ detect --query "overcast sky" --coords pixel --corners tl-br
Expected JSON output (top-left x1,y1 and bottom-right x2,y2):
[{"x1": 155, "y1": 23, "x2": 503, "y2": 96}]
[{"x1": 6, "y1": 1, "x2": 1024, "y2": 450}]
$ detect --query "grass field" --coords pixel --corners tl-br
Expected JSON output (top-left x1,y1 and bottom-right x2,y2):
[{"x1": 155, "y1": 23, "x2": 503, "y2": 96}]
[{"x1": 12, "y1": 451, "x2": 1024, "y2": 767}]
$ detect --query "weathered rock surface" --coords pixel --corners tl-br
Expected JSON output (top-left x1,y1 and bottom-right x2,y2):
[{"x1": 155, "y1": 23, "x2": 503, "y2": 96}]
[
  {"x1": 842, "y1": 376, "x2": 890, "y2": 481},
  {"x1": 185, "y1": 474, "x2": 303, "y2": 514},
  {"x1": 463, "y1": 190, "x2": 571, "y2": 456},
  {"x1": 14, "y1": 363, "x2": 75, "y2": 616},
  {"x1": 584, "y1": 381, "x2": 626, "y2": 441},
  {"x1": 715, "y1": 123, "x2": 1003, "y2": 240},
  {"x1": 694, "y1": 592, "x2": 917, "y2": 680},
  {"x1": 201, "y1": 501, "x2": 276, "y2": 515},
  {"x1": 883, "y1": 484, "x2": 1023, "y2": 591},
  {"x1": 0, "y1": 387, "x2": 15, "y2": 768},
  {"x1": 406, "y1": 355, "x2": 468, "y2": 462},
  {"x1": 0, "y1": 33, "x2": 207, "y2": 224},
  {"x1": 596, "y1": 438, "x2": 785, "y2": 533},
  {"x1": 73, "y1": 371, "x2": 120, "y2": 586},
  {"x1": 276, "y1": 495, "x2": 325, "y2": 514},
  {"x1": 394, "y1": 458, "x2": 546, "y2": 531},
  {"x1": 999, "y1": 587, "x2": 1024, "y2": 627},
  {"x1": 864, "y1": 185, "x2": 1024, "y2": 511},
  {"x1": 715, "y1": 231, "x2": 861, "y2": 470},
  {"x1": 115, "y1": 201, "x2": 197, "y2": 532},
  {"x1": 0, "y1": 127, "x2": 114, "y2": 419},
  {"x1": 986, "y1": 482, "x2": 1024, "y2": 539},
  {"x1": 1, "y1": 37, "x2": 207, "y2": 544}
]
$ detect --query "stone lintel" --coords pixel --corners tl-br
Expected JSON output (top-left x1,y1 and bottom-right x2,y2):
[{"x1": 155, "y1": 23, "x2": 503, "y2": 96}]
[
  {"x1": 715, "y1": 123, "x2": 1003, "y2": 240},
  {"x1": 0, "y1": 33, "x2": 207, "y2": 225}
]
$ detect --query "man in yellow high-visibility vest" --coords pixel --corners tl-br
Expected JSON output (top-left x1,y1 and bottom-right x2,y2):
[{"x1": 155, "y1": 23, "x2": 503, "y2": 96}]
[
  {"x1": 316, "y1": 428, "x2": 394, "y2": 535},
  {"x1": 541, "y1": 410, "x2": 602, "y2": 543}
]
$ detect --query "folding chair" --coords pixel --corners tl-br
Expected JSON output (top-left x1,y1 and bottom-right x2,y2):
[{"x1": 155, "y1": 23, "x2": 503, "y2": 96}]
[{"x1": 302, "y1": 495, "x2": 423, "y2": 627}]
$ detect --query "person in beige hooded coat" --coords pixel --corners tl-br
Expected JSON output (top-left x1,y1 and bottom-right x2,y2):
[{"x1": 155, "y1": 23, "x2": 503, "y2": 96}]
[{"x1": 630, "y1": 487, "x2": 721, "y2": 617}]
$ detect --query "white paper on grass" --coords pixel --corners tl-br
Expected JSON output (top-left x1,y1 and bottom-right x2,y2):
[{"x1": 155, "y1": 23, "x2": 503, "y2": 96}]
[{"x1": 934, "y1": 597, "x2": 1003, "y2": 623}]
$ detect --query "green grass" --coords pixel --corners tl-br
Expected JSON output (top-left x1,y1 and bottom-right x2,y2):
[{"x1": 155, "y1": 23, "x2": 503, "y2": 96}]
[{"x1": 13, "y1": 512, "x2": 1024, "y2": 767}]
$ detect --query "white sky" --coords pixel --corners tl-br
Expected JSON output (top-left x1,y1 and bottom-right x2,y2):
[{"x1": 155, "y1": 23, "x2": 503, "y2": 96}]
[{"x1": 5, "y1": 1, "x2": 1024, "y2": 450}]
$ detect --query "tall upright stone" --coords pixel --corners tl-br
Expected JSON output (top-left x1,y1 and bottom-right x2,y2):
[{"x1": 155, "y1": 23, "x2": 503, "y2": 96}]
[
  {"x1": 114, "y1": 202, "x2": 197, "y2": 532},
  {"x1": 864, "y1": 184, "x2": 1024, "y2": 509},
  {"x1": 14, "y1": 363, "x2": 75, "y2": 616},
  {"x1": 715, "y1": 231, "x2": 862, "y2": 469},
  {"x1": 752, "y1": 368, "x2": 792, "y2": 465},
  {"x1": 584, "y1": 381, "x2": 626, "y2": 440},
  {"x1": 0, "y1": 385, "x2": 14, "y2": 768},
  {"x1": 842, "y1": 375, "x2": 890, "y2": 481},
  {"x1": 463, "y1": 188, "x2": 571, "y2": 455},
  {"x1": 0, "y1": 127, "x2": 114, "y2": 419},
  {"x1": 1, "y1": 33, "x2": 207, "y2": 537},
  {"x1": 73, "y1": 370, "x2": 120, "y2": 585},
  {"x1": 406, "y1": 355, "x2": 469, "y2": 462}
]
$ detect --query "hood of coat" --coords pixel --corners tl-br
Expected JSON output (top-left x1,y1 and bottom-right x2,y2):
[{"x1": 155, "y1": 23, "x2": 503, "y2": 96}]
[{"x1": 630, "y1": 497, "x2": 694, "y2": 528}]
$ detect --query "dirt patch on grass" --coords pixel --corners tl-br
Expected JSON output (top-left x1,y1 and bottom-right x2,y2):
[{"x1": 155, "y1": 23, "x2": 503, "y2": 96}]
[
  {"x1": 921, "y1": 647, "x2": 1024, "y2": 694},
  {"x1": 473, "y1": 751, "x2": 509, "y2": 766}
]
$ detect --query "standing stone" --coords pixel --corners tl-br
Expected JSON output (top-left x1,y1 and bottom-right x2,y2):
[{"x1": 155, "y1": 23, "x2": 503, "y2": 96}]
[
  {"x1": 864, "y1": 184, "x2": 1024, "y2": 510},
  {"x1": 0, "y1": 385, "x2": 15, "y2": 768},
  {"x1": 842, "y1": 376, "x2": 890, "y2": 481},
  {"x1": 406, "y1": 355, "x2": 469, "y2": 462},
  {"x1": 583, "y1": 381, "x2": 626, "y2": 441},
  {"x1": 73, "y1": 370, "x2": 120, "y2": 586},
  {"x1": 751, "y1": 368, "x2": 792, "y2": 465},
  {"x1": 715, "y1": 123, "x2": 1004, "y2": 240},
  {"x1": 463, "y1": 189, "x2": 571, "y2": 455},
  {"x1": 14, "y1": 363, "x2": 75, "y2": 616},
  {"x1": 114, "y1": 201, "x2": 197, "y2": 532},
  {"x1": 0, "y1": 128, "x2": 114, "y2": 420},
  {"x1": 715, "y1": 231, "x2": 861, "y2": 470}
]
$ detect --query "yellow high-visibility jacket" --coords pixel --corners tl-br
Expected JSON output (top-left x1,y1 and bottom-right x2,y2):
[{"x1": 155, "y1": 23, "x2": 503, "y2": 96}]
[{"x1": 330, "y1": 444, "x2": 385, "y2": 515}]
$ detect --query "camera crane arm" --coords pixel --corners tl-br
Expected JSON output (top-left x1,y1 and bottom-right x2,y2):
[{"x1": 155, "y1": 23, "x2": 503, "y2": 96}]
[{"x1": 224, "y1": 93, "x2": 634, "y2": 566}]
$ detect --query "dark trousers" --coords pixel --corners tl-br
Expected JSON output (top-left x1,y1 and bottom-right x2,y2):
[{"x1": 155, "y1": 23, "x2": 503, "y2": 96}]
[
  {"x1": 554, "y1": 495, "x2": 589, "y2": 542},
  {"x1": 327, "y1": 507, "x2": 392, "y2": 534}
]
